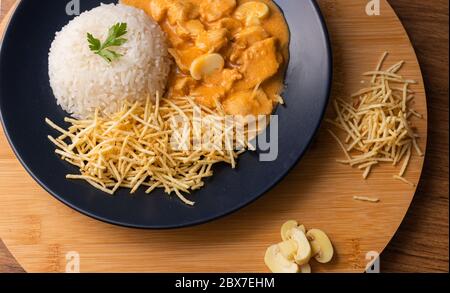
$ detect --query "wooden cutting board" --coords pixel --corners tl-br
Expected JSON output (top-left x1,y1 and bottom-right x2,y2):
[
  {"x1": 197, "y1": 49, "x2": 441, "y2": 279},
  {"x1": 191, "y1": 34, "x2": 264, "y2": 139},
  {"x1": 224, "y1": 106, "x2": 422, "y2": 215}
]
[{"x1": 0, "y1": 0, "x2": 427, "y2": 272}]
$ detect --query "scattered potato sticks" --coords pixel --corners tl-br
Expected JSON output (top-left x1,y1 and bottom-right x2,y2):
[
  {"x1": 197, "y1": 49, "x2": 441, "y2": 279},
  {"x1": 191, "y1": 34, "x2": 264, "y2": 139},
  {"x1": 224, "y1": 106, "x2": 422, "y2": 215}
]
[{"x1": 327, "y1": 52, "x2": 424, "y2": 185}]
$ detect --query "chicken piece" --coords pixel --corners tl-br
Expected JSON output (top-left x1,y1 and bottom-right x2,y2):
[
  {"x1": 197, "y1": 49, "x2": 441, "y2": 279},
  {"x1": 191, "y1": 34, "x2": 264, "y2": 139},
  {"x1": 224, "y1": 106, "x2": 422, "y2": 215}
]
[
  {"x1": 223, "y1": 89, "x2": 273, "y2": 116},
  {"x1": 149, "y1": 0, "x2": 170, "y2": 22},
  {"x1": 195, "y1": 28, "x2": 229, "y2": 53},
  {"x1": 191, "y1": 85, "x2": 226, "y2": 109},
  {"x1": 185, "y1": 19, "x2": 205, "y2": 35},
  {"x1": 204, "y1": 69, "x2": 243, "y2": 92},
  {"x1": 176, "y1": 20, "x2": 205, "y2": 40},
  {"x1": 175, "y1": 25, "x2": 192, "y2": 41},
  {"x1": 227, "y1": 26, "x2": 268, "y2": 63},
  {"x1": 122, "y1": 0, "x2": 172, "y2": 24},
  {"x1": 235, "y1": 38, "x2": 281, "y2": 90},
  {"x1": 167, "y1": 0, "x2": 199, "y2": 25},
  {"x1": 224, "y1": 42, "x2": 246, "y2": 63},
  {"x1": 121, "y1": 0, "x2": 148, "y2": 18},
  {"x1": 233, "y1": 26, "x2": 269, "y2": 47},
  {"x1": 168, "y1": 47, "x2": 205, "y2": 73},
  {"x1": 171, "y1": 76, "x2": 198, "y2": 96},
  {"x1": 200, "y1": 0, "x2": 237, "y2": 22},
  {"x1": 161, "y1": 22, "x2": 184, "y2": 47},
  {"x1": 211, "y1": 17, "x2": 243, "y2": 35}
]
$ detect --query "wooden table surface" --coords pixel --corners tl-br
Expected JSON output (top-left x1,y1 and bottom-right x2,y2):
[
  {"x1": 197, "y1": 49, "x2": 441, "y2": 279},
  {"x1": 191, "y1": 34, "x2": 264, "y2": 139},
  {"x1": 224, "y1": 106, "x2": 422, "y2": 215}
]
[{"x1": 0, "y1": 0, "x2": 448, "y2": 273}]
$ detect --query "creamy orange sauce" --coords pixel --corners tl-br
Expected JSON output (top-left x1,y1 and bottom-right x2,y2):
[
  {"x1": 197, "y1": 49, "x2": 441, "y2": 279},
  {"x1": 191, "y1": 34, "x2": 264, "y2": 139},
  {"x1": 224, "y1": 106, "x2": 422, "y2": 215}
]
[{"x1": 121, "y1": 0, "x2": 289, "y2": 116}]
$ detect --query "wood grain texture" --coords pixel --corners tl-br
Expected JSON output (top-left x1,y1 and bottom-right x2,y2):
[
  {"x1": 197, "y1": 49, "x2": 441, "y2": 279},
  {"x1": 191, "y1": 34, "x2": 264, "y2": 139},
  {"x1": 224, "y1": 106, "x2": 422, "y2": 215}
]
[
  {"x1": 0, "y1": 0, "x2": 444, "y2": 273},
  {"x1": 380, "y1": 0, "x2": 449, "y2": 273}
]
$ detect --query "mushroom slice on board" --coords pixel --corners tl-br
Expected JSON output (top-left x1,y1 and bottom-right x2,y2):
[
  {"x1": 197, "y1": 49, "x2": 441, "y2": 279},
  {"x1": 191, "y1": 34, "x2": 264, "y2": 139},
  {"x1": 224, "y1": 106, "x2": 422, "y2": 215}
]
[
  {"x1": 264, "y1": 244, "x2": 299, "y2": 273},
  {"x1": 306, "y1": 229, "x2": 334, "y2": 264}
]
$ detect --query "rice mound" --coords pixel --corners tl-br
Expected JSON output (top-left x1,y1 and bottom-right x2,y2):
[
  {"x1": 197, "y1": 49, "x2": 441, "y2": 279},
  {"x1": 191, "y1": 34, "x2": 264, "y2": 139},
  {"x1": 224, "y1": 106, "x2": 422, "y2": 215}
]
[{"x1": 48, "y1": 3, "x2": 171, "y2": 119}]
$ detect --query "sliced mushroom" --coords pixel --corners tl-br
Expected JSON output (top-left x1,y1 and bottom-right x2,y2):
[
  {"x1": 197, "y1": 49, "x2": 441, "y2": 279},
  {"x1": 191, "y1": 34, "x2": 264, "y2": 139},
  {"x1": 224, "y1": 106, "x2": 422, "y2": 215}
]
[
  {"x1": 190, "y1": 53, "x2": 225, "y2": 80},
  {"x1": 277, "y1": 239, "x2": 297, "y2": 261},
  {"x1": 264, "y1": 244, "x2": 299, "y2": 273},
  {"x1": 306, "y1": 229, "x2": 334, "y2": 264},
  {"x1": 245, "y1": 16, "x2": 262, "y2": 27},
  {"x1": 281, "y1": 220, "x2": 306, "y2": 241},
  {"x1": 299, "y1": 264, "x2": 312, "y2": 273},
  {"x1": 281, "y1": 220, "x2": 298, "y2": 241},
  {"x1": 299, "y1": 225, "x2": 306, "y2": 233},
  {"x1": 290, "y1": 227, "x2": 312, "y2": 265},
  {"x1": 234, "y1": 1, "x2": 270, "y2": 27}
]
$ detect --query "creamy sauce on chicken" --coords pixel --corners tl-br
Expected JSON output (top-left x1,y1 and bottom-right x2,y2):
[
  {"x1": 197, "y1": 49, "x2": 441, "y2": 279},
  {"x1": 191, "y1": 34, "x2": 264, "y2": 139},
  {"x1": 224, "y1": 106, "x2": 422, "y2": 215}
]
[{"x1": 122, "y1": 0, "x2": 289, "y2": 116}]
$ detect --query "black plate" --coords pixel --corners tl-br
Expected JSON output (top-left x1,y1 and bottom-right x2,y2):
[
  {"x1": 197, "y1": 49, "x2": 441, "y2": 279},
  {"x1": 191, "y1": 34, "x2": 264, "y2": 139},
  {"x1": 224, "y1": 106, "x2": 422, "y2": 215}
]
[{"x1": 0, "y1": 0, "x2": 332, "y2": 229}]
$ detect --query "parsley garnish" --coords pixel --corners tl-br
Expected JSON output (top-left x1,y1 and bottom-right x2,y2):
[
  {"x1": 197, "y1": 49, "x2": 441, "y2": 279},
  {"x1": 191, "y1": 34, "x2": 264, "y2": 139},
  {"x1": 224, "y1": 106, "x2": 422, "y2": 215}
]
[{"x1": 87, "y1": 23, "x2": 128, "y2": 63}]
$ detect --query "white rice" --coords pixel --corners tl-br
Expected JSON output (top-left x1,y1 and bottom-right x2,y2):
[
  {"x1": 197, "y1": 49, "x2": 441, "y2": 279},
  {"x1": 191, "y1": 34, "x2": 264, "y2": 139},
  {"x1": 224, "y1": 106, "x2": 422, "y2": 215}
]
[{"x1": 48, "y1": 3, "x2": 171, "y2": 119}]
